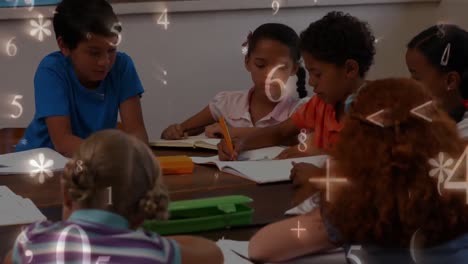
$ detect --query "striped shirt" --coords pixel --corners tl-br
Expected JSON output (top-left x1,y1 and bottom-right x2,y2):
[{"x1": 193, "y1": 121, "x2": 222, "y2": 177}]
[{"x1": 13, "y1": 209, "x2": 181, "y2": 264}]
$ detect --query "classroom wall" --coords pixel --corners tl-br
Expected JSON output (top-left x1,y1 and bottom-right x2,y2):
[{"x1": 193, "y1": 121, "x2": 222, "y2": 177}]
[
  {"x1": 438, "y1": 0, "x2": 468, "y2": 29},
  {"x1": 0, "y1": 1, "x2": 448, "y2": 139}
]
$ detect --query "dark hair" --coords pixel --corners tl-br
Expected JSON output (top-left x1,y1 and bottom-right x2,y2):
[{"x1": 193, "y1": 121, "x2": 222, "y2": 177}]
[
  {"x1": 408, "y1": 24, "x2": 468, "y2": 100},
  {"x1": 300, "y1": 11, "x2": 376, "y2": 77},
  {"x1": 246, "y1": 23, "x2": 307, "y2": 98},
  {"x1": 53, "y1": 0, "x2": 121, "y2": 50}
]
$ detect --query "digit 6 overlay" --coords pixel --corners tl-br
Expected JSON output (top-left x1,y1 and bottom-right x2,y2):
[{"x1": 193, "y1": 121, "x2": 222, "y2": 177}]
[{"x1": 265, "y1": 64, "x2": 287, "y2": 102}]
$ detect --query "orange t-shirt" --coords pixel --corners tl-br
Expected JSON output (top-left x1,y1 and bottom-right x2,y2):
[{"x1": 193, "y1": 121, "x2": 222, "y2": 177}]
[{"x1": 291, "y1": 96, "x2": 343, "y2": 151}]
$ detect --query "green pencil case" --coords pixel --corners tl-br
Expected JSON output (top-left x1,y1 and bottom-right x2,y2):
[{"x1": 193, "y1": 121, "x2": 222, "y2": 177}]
[{"x1": 143, "y1": 195, "x2": 253, "y2": 235}]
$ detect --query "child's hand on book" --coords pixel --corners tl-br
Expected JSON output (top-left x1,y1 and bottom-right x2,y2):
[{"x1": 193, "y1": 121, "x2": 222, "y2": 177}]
[
  {"x1": 275, "y1": 143, "x2": 325, "y2": 160},
  {"x1": 275, "y1": 146, "x2": 311, "y2": 160},
  {"x1": 204, "y1": 123, "x2": 223, "y2": 138},
  {"x1": 290, "y1": 162, "x2": 324, "y2": 186},
  {"x1": 161, "y1": 124, "x2": 188, "y2": 140},
  {"x1": 290, "y1": 162, "x2": 324, "y2": 205}
]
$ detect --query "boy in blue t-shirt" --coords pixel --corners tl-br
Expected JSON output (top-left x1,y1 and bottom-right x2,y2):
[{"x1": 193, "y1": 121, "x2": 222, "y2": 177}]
[{"x1": 16, "y1": 0, "x2": 148, "y2": 157}]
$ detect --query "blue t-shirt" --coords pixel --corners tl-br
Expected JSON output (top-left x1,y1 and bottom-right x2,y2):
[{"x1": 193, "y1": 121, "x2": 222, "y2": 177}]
[{"x1": 16, "y1": 51, "x2": 144, "y2": 152}]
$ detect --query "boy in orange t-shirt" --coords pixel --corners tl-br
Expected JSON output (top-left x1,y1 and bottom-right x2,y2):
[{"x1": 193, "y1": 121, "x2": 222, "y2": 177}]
[{"x1": 218, "y1": 11, "x2": 375, "y2": 160}]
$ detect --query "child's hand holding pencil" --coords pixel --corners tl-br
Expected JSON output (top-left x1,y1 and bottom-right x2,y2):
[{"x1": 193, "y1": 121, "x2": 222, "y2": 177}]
[
  {"x1": 217, "y1": 138, "x2": 244, "y2": 161},
  {"x1": 217, "y1": 117, "x2": 244, "y2": 161}
]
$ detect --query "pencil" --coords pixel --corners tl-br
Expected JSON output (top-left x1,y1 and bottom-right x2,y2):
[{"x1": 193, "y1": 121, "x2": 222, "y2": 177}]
[{"x1": 218, "y1": 117, "x2": 234, "y2": 155}]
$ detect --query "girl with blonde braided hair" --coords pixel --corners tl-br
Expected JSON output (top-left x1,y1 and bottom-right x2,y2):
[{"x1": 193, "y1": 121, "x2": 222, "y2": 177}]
[{"x1": 9, "y1": 130, "x2": 223, "y2": 264}]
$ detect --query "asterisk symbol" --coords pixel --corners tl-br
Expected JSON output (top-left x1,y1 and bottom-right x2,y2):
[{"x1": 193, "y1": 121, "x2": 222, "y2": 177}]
[
  {"x1": 30, "y1": 14, "x2": 52, "y2": 42},
  {"x1": 428, "y1": 152, "x2": 453, "y2": 195},
  {"x1": 29, "y1": 153, "x2": 54, "y2": 184}
]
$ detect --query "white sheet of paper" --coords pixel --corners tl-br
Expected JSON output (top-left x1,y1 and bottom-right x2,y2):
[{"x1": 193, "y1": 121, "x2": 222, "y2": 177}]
[
  {"x1": 216, "y1": 239, "x2": 252, "y2": 264},
  {"x1": 216, "y1": 239, "x2": 346, "y2": 264},
  {"x1": 0, "y1": 148, "x2": 69, "y2": 175},
  {"x1": 192, "y1": 155, "x2": 328, "y2": 184},
  {"x1": 238, "y1": 146, "x2": 286, "y2": 161},
  {"x1": 191, "y1": 146, "x2": 286, "y2": 162},
  {"x1": 177, "y1": 135, "x2": 221, "y2": 146},
  {"x1": 285, "y1": 193, "x2": 321, "y2": 215},
  {"x1": 0, "y1": 186, "x2": 46, "y2": 226},
  {"x1": 150, "y1": 135, "x2": 221, "y2": 147}
]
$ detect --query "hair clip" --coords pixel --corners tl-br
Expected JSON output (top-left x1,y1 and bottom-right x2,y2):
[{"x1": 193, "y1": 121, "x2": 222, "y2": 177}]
[
  {"x1": 441, "y1": 43, "x2": 451, "y2": 66},
  {"x1": 241, "y1": 31, "x2": 253, "y2": 55},
  {"x1": 241, "y1": 31, "x2": 253, "y2": 47},
  {"x1": 241, "y1": 46, "x2": 248, "y2": 55}
]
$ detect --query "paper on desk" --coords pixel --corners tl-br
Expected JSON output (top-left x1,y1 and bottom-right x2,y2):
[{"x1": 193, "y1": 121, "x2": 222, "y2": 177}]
[
  {"x1": 238, "y1": 146, "x2": 286, "y2": 161},
  {"x1": 191, "y1": 146, "x2": 286, "y2": 162},
  {"x1": 0, "y1": 186, "x2": 46, "y2": 226},
  {"x1": 149, "y1": 135, "x2": 221, "y2": 150},
  {"x1": 192, "y1": 155, "x2": 328, "y2": 184},
  {"x1": 285, "y1": 193, "x2": 321, "y2": 215},
  {"x1": 217, "y1": 239, "x2": 346, "y2": 264},
  {"x1": 217, "y1": 239, "x2": 252, "y2": 264},
  {"x1": 0, "y1": 148, "x2": 69, "y2": 175}
]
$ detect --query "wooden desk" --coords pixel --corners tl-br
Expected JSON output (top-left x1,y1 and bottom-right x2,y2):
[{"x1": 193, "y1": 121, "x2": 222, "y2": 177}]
[
  {"x1": 0, "y1": 147, "x2": 294, "y2": 261},
  {"x1": 0, "y1": 128, "x2": 25, "y2": 155}
]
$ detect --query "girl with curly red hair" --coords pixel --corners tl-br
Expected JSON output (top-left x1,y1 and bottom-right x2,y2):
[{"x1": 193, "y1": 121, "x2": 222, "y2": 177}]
[{"x1": 249, "y1": 78, "x2": 468, "y2": 263}]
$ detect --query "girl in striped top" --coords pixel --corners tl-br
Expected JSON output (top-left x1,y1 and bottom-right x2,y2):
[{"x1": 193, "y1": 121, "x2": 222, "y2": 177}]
[{"x1": 9, "y1": 129, "x2": 223, "y2": 264}]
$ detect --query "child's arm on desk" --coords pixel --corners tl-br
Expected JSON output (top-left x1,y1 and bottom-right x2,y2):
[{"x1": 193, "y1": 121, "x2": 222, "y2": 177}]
[
  {"x1": 169, "y1": 235, "x2": 223, "y2": 264},
  {"x1": 120, "y1": 96, "x2": 149, "y2": 144},
  {"x1": 275, "y1": 133, "x2": 325, "y2": 159},
  {"x1": 218, "y1": 118, "x2": 299, "y2": 160},
  {"x1": 248, "y1": 209, "x2": 335, "y2": 263},
  {"x1": 161, "y1": 106, "x2": 215, "y2": 139},
  {"x1": 205, "y1": 124, "x2": 261, "y2": 139},
  {"x1": 46, "y1": 116, "x2": 82, "y2": 158}
]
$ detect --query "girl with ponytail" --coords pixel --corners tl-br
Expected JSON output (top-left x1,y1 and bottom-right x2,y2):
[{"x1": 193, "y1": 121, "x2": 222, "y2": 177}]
[
  {"x1": 11, "y1": 130, "x2": 223, "y2": 264},
  {"x1": 407, "y1": 24, "x2": 468, "y2": 139},
  {"x1": 161, "y1": 23, "x2": 309, "y2": 140}
]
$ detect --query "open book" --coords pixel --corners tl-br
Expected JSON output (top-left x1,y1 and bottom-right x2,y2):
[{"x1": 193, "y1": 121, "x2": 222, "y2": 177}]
[
  {"x1": 216, "y1": 239, "x2": 345, "y2": 264},
  {"x1": 0, "y1": 148, "x2": 69, "y2": 175},
  {"x1": 0, "y1": 186, "x2": 46, "y2": 226},
  {"x1": 150, "y1": 135, "x2": 220, "y2": 150},
  {"x1": 191, "y1": 146, "x2": 286, "y2": 162},
  {"x1": 191, "y1": 154, "x2": 328, "y2": 184}
]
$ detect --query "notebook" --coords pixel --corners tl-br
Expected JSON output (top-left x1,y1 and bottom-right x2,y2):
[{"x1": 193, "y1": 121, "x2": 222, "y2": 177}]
[
  {"x1": 216, "y1": 239, "x2": 345, "y2": 264},
  {"x1": 0, "y1": 186, "x2": 46, "y2": 226},
  {"x1": 0, "y1": 148, "x2": 69, "y2": 175},
  {"x1": 191, "y1": 155, "x2": 328, "y2": 184},
  {"x1": 190, "y1": 146, "x2": 286, "y2": 163},
  {"x1": 150, "y1": 135, "x2": 220, "y2": 150}
]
